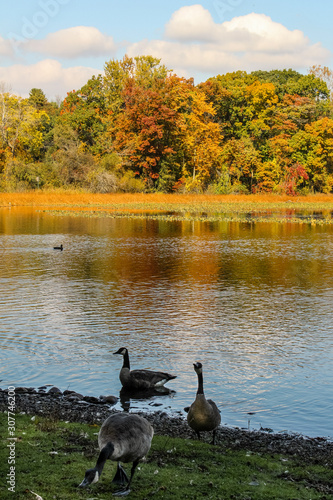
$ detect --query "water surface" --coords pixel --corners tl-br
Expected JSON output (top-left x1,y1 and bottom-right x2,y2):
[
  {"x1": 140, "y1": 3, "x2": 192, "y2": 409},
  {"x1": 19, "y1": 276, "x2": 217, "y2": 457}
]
[{"x1": 0, "y1": 207, "x2": 332, "y2": 438}]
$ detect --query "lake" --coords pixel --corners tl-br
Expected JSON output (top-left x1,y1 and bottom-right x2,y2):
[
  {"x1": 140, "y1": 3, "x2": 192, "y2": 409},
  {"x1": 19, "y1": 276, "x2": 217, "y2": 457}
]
[{"x1": 0, "y1": 206, "x2": 332, "y2": 439}]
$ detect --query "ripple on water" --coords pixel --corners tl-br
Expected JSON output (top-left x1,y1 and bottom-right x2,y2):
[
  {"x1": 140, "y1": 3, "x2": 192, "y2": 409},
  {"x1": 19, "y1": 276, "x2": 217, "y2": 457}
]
[{"x1": 0, "y1": 217, "x2": 333, "y2": 438}]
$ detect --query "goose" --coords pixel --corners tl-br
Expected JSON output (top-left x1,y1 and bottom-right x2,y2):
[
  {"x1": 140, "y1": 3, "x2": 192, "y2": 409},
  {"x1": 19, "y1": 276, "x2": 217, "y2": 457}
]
[
  {"x1": 79, "y1": 412, "x2": 153, "y2": 496},
  {"x1": 187, "y1": 362, "x2": 221, "y2": 445},
  {"x1": 113, "y1": 347, "x2": 176, "y2": 392},
  {"x1": 53, "y1": 244, "x2": 63, "y2": 250}
]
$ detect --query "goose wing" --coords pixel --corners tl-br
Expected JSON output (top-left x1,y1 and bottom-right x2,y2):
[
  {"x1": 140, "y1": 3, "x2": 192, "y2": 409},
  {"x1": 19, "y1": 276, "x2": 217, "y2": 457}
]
[
  {"x1": 131, "y1": 369, "x2": 176, "y2": 386},
  {"x1": 207, "y1": 399, "x2": 221, "y2": 424}
]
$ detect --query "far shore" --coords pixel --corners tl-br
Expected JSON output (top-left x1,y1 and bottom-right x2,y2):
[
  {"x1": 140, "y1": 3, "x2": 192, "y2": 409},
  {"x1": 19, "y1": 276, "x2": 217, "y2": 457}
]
[{"x1": 2, "y1": 190, "x2": 333, "y2": 210}]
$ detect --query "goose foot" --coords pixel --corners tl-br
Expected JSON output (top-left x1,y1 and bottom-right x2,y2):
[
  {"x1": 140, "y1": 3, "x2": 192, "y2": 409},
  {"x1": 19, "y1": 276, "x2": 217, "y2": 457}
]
[
  {"x1": 112, "y1": 463, "x2": 129, "y2": 485},
  {"x1": 113, "y1": 487, "x2": 131, "y2": 497}
]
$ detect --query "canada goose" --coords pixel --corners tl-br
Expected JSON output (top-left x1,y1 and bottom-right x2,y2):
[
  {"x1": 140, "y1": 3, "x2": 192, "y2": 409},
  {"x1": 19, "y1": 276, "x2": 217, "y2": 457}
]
[
  {"x1": 53, "y1": 244, "x2": 63, "y2": 250},
  {"x1": 113, "y1": 347, "x2": 176, "y2": 391},
  {"x1": 187, "y1": 362, "x2": 221, "y2": 445},
  {"x1": 79, "y1": 412, "x2": 153, "y2": 496}
]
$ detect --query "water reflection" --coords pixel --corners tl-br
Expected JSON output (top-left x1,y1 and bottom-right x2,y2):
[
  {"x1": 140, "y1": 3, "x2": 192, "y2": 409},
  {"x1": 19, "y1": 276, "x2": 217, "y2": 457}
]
[
  {"x1": 0, "y1": 207, "x2": 332, "y2": 438},
  {"x1": 119, "y1": 387, "x2": 176, "y2": 412}
]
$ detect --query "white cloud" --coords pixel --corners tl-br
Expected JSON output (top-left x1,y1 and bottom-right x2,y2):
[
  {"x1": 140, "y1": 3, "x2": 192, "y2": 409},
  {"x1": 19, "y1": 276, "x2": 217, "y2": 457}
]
[
  {"x1": 165, "y1": 4, "x2": 218, "y2": 42},
  {"x1": 0, "y1": 5, "x2": 331, "y2": 99},
  {"x1": 0, "y1": 35, "x2": 14, "y2": 59},
  {"x1": 223, "y1": 13, "x2": 308, "y2": 53},
  {"x1": 129, "y1": 6, "x2": 331, "y2": 79},
  {"x1": 25, "y1": 26, "x2": 116, "y2": 58},
  {"x1": 0, "y1": 59, "x2": 101, "y2": 100}
]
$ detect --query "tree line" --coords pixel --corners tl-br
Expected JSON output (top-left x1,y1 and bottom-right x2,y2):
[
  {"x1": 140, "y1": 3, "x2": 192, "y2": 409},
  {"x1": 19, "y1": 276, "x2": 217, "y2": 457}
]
[{"x1": 0, "y1": 56, "x2": 332, "y2": 194}]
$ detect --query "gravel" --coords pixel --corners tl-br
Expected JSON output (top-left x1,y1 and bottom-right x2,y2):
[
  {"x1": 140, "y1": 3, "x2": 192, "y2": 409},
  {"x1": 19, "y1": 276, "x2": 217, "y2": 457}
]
[{"x1": 1, "y1": 386, "x2": 332, "y2": 466}]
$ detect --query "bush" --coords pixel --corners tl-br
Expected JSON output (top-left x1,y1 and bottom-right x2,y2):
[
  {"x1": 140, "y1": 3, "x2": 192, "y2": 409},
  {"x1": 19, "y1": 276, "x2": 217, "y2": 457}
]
[
  {"x1": 118, "y1": 171, "x2": 146, "y2": 192},
  {"x1": 0, "y1": 159, "x2": 60, "y2": 191}
]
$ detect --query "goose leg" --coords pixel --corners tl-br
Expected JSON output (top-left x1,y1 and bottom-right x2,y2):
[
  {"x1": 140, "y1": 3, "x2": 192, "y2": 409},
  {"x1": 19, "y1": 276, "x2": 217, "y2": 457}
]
[
  {"x1": 113, "y1": 459, "x2": 139, "y2": 497},
  {"x1": 210, "y1": 429, "x2": 217, "y2": 445},
  {"x1": 112, "y1": 462, "x2": 129, "y2": 485}
]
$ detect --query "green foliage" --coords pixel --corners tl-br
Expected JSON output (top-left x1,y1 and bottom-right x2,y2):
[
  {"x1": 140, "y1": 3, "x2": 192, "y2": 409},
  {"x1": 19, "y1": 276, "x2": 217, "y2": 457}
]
[
  {"x1": 1, "y1": 159, "x2": 59, "y2": 191},
  {"x1": 251, "y1": 69, "x2": 330, "y2": 100},
  {"x1": 28, "y1": 88, "x2": 48, "y2": 109},
  {"x1": 48, "y1": 122, "x2": 96, "y2": 187},
  {"x1": 156, "y1": 158, "x2": 180, "y2": 192},
  {"x1": 1, "y1": 60, "x2": 333, "y2": 194}
]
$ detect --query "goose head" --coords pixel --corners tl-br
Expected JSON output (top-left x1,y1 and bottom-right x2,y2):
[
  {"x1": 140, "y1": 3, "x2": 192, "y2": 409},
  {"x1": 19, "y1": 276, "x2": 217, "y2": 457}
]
[
  {"x1": 79, "y1": 468, "x2": 100, "y2": 487},
  {"x1": 113, "y1": 347, "x2": 127, "y2": 356},
  {"x1": 193, "y1": 362, "x2": 203, "y2": 374}
]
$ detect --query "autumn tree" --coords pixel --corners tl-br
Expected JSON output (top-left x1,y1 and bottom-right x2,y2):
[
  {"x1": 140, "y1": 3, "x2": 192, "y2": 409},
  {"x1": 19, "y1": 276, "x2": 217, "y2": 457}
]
[
  {"x1": 0, "y1": 93, "x2": 49, "y2": 159},
  {"x1": 181, "y1": 87, "x2": 223, "y2": 192},
  {"x1": 199, "y1": 71, "x2": 255, "y2": 140},
  {"x1": 59, "y1": 75, "x2": 109, "y2": 155},
  {"x1": 309, "y1": 65, "x2": 333, "y2": 97},
  {"x1": 103, "y1": 55, "x2": 169, "y2": 113},
  {"x1": 289, "y1": 117, "x2": 333, "y2": 192},
  {"x1": 111, "y1": 75, "x2": 193, "y2": 191},
  {"x1": 0, "y1": 91, "x2": 52, "y2": 189},
  {"x1": 219, "y1": 137, "x2": 262, "y2": 193},
  {"x1": 244, "y1": 81, "x2": 278, "y2": 147}
]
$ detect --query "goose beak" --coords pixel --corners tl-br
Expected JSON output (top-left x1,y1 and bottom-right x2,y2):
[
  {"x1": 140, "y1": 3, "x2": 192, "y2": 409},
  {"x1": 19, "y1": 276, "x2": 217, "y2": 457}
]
[{"x1": 113, "y1": 348, "x2": 125, "y2": 355}]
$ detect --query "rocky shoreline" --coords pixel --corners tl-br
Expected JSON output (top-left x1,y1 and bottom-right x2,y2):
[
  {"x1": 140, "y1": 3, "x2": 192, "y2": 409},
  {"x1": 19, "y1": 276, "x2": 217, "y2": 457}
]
[{"x1": 1, "y1": 386, "x2": 332, "y2": 466}]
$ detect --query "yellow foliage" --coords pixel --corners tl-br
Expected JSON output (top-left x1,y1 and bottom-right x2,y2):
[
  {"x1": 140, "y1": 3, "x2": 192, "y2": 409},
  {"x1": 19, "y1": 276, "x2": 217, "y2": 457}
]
[{"x1": 182, "y1": 89, "x2": 223, "y2": 188}]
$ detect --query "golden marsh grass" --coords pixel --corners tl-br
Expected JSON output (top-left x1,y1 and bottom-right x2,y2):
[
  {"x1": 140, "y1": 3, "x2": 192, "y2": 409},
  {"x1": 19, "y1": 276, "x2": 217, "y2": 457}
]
[{"x1": 1, "y1": 190, "x2": 333, "y2": 208}]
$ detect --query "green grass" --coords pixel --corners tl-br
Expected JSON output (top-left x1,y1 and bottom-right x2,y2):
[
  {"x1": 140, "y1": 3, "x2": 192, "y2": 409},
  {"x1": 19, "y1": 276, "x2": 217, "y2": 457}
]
[
  {"x1": 43, "y1": 206, "x2": 333, "y2": 225},
  {"x1": 1, "y1": 414, "x2": 332, "y2": 499}
]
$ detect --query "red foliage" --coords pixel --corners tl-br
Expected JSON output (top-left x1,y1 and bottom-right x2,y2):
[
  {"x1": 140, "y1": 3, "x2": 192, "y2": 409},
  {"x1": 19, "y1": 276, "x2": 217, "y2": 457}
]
[{"x1": 284, "y1": 162, "x2": 309, "y2": 196}]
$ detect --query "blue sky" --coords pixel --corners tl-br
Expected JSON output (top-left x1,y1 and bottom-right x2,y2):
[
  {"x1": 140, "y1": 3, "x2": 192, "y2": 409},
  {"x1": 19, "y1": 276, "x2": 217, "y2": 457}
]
[{"x1": 0, "y1": 0, "x2": 332, "y2": 100}]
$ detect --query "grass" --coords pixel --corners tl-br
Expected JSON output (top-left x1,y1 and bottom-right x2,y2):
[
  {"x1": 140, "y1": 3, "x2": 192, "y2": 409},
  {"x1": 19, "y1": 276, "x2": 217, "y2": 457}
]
[
  {"x1": 2, "y1": 190, "x2": 333, "y2": 225},
  {"x1": 1, "y1": 190, "x2": 333, "y2": 209},
  {"x1": 0, "y1": 414, "x2": 332, "y2": 499}
]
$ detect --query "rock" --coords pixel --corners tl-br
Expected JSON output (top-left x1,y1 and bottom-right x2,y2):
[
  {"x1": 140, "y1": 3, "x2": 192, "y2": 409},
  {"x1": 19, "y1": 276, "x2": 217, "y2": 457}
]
[
  {"x1": 99, "y1": 395, "x2": 118, "y2": 405},
  {"x1": 63, "y1": 391, "x2": 84, "y2": 401},
  {"x1": 16, "y1": 387, "x2": 36, "y2": 394},
  {"x1": 64, "y1": 393, "x2": 84, "y2": 402},
  {"x1": 82, "y1": 396, "x2": 101, "y2": 404},
  {"x1": 48, "y1": 387, "x2": 62, "y2": 395}
]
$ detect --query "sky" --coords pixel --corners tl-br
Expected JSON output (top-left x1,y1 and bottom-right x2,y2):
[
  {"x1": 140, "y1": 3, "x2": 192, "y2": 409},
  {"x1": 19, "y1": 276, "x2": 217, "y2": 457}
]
[{"x1": 0, "y1": 0, "x2": 332, "y2": 101}]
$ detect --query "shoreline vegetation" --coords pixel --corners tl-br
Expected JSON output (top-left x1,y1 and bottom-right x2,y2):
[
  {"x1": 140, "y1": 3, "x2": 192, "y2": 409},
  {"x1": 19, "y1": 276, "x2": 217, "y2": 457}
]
[
  {"x1": 2, "y1": 191, "x2": 333, "y2": 225},
  {"x1": 0, "y1": 387, "x2": 333, "y2": 499},
  {"x1": 2, "y1": 191, "x2": 333, "y2": 206}
]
